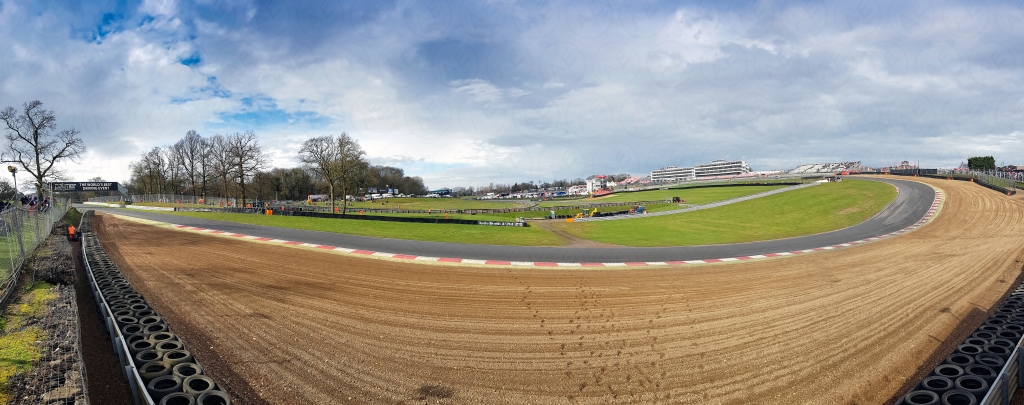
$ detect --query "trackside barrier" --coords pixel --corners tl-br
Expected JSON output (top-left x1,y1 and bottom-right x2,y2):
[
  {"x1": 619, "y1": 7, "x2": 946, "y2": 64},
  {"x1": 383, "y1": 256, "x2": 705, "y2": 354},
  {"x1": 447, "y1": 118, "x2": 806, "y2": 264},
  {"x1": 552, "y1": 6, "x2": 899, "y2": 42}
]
[
  {"x1": 899, "y1": 284, "x2": 1024, "y2": 405},
  {"x1": 79, "y1": 210, "x2": 232, "y2": 405}
]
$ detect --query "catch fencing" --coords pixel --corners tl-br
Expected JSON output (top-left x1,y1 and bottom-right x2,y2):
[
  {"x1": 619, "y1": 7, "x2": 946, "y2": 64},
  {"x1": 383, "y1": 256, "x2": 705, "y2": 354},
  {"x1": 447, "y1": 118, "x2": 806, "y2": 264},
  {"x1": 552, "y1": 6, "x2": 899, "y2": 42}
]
[
  {"x1": 885, "y1": 169, "x2": 1017, "y2": 195},
  {"x1": 0, "y1": 199, "x2": 71, "y2": 308},
  {"x1": 90, "y1": 194, "x2": 244, "y2": 207}
]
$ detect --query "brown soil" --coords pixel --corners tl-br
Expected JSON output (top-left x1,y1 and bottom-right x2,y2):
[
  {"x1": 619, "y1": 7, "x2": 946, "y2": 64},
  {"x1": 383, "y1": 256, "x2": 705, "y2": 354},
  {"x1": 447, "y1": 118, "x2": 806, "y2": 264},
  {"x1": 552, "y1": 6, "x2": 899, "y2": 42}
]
[
  {"x1": 71, "y1": 241, "x2": 134, "y2": 405},
  {"x1": 528, "y1": 219, "x2": 622, "y2": 248},
  {"x1": 92, "y1": 177, "x2": 1024, "y2": 405}
]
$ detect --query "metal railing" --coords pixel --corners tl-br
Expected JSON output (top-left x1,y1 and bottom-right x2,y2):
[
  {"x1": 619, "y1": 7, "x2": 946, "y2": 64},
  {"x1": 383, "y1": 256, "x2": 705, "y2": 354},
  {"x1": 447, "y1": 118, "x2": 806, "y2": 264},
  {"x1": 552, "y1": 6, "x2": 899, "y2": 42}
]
[
  {"x1": 0, "y1": 199, "x2": 71, "y2": 307},
  {"x1": 89, "y1": 194, "x2": 244, "y2": 207}
]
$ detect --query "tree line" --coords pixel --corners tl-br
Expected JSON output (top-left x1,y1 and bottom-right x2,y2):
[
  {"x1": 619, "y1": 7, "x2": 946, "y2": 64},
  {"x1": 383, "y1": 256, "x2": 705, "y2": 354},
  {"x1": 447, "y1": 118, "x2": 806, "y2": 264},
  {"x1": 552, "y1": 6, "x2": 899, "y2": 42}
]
[{"x1": 127, "y1": 131, "x2": 428, "y2": 209}]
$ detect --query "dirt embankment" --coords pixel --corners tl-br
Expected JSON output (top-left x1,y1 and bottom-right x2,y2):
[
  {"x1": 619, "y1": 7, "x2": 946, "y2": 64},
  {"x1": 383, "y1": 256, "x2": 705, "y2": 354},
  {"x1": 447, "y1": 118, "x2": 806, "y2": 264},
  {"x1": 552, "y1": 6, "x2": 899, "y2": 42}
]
[{"x1": 93, "y1": 177, "x2": 1024, "y2": 404}]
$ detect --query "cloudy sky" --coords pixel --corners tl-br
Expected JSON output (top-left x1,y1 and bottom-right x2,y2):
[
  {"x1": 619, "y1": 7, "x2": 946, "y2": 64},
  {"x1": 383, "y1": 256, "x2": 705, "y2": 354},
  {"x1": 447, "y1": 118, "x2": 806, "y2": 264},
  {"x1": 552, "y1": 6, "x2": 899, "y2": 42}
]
[{"x1": 0, "y1": 0, "x2": 1021, "y2": 189}]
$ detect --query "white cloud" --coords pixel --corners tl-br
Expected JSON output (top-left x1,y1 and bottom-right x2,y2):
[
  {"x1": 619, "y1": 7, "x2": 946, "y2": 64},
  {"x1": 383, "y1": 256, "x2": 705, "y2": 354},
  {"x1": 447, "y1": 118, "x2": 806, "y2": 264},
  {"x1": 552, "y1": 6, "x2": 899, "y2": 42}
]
[{"x1": 1, "y1": 0, "x2": 1023, "y2": 189}]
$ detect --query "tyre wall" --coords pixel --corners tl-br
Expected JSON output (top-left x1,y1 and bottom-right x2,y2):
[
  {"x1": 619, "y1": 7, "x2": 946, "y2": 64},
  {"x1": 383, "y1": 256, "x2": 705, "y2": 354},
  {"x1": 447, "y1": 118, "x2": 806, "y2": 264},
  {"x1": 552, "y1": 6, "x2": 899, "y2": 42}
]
[
  {"x1": 78, "y1": 210, "x2": 231, "y2": 405},
  {"x1": 897, "y1": 283, "x2": 1024, "y2": 405}
]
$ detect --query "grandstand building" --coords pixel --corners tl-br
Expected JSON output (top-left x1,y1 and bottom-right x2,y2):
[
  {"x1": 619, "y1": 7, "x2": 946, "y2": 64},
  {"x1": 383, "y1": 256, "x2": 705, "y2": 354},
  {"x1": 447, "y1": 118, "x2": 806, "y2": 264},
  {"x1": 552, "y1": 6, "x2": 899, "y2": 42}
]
[
  {"x1": 789, "y1": 161, "x2": 862, "y2": 174},
  {"x1": 651, "y1": 160, "x2": 752, "y2": 182}
]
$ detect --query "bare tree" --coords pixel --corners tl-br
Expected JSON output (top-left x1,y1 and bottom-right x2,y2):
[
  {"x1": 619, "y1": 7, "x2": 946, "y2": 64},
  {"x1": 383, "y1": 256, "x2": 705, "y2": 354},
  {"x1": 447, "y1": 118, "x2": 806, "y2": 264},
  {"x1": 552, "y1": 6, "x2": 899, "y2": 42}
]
[
  {"x1": 0, "y1": 100, "x2": 85, "y2": 197},
  {"x1": 225, "y1": 131, "x2": 267, "y2": 205},
  {"x1": 128, "y1": 147, "x2": 167, "y2": 195},
  {"x1": 174, "y1": 130, "x2": 205, "y2": 200},
  {"x1": 298, "y1": 135, "x2": 342, "y2": 212},
  {"x1": 336, "y1": 133, "x2": 367, "y2": 215},
  {"x1": 297, "y1": 133, "x2": 366, "y2": 214},
  {"x1": 208, "y1": 134, "x2": 232, "y2": 200},
  {"x1": 198, "y1": 136, "x2": 213, "y2": 200}
]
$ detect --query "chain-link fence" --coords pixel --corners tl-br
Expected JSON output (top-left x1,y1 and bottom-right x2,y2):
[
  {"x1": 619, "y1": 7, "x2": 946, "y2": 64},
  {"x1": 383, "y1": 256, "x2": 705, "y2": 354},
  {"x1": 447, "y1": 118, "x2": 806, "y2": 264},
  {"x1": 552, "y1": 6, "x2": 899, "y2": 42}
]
[
  {"x1": 5, "y1": 235, "x2": 90, "y2": 405},
  {"x1": 0, "y1": 199, "x2": 71, "y2": 308}
]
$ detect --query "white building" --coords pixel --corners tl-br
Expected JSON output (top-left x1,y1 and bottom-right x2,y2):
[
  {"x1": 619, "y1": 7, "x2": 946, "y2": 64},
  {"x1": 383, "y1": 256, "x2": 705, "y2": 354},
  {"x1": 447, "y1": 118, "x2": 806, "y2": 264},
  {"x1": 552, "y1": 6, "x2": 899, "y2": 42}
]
[
  {"x1": 651, "y1": 160, "x2": 752, "y2": 182},
  {"x1": 586, "y1": 175, "x2": 608, "y2": 193},
  {"x1": 650, "y1": 166, "x2": 695, "y2": 182}
]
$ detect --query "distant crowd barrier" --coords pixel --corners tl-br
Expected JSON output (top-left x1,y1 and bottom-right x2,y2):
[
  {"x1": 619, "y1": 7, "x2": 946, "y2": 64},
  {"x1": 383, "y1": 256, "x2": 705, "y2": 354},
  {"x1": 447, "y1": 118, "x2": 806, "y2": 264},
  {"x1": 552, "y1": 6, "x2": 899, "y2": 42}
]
[
  {"x1": 885, "y1": 169, "x2": 1016, "y2": 196},
  {"x1": 276, "y1": 210, "x2": 527, "y2": 226}
]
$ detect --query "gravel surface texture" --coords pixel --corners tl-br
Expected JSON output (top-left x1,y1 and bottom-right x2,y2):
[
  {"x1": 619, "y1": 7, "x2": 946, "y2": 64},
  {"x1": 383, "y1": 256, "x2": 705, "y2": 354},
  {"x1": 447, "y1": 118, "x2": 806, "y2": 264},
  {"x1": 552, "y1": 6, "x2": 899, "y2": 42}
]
[{"x1": 92, "y1": 177, "x2": 1024, "y2": 404}]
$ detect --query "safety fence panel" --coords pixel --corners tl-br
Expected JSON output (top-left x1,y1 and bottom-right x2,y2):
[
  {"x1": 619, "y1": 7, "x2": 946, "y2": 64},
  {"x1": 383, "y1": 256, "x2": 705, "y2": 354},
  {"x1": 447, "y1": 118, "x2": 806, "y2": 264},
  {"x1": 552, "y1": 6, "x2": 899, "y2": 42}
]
[{"x1": 0, "y1": 200, "x2": 71, "y2": 307}]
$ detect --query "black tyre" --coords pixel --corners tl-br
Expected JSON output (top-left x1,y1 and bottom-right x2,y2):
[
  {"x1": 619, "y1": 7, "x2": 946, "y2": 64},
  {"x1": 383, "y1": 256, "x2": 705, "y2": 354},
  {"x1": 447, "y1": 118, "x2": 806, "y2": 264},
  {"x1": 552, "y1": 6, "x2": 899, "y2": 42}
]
[
  {"x1": 116, "y1": 316, "x2": 139, "y2": 327},
  {"x1": 139, "y1": 316, "x2": 163, "y2": 326},
  {"x1": 955, "y1": 345, "x2": 983, "y2": 356},
  {"x1": 963, "y1": 338, "x2": 988, "y2": 347},
  {"x1": 944, "y1": 354, "x2": 974, "y2": 367},
  {"x1": 147, "y1": 375, "x2": 183, "y2": 401},
  {"x1": 984, "y1": 319, "x2": 1007, "y2": 327},
  {"x1": 982, "y1": 344, "x2": 1011, "y2": 359},
  {"x1": 125, "y1": 333, "x2": 148, "y2": 345},
  {"x1": 953, "y1": 376, "x2": 987, "y2": 397},
  {"x1": 139, "y1": 361, "x2": 173, "y2": 383},
  {"x1": 148, "y1": 332, "x2": 178, "y2": 344},
  {"x1": 901, "y1": 390, "x2": 939, "y2": 405},
  {"x1": 995, "y1": 330, "x2": 1020, "y2": 341},
  {"x1": 156, "y1": 340, "x2": 184, "y2": 352},
  {"x1": 969, "y1": 331, "x2": 996, "y2": 340},
  {"x1": 989, "y1": 338, "x2": 1015, "y2": 348},
  {"x1": 122, "y1": 324, "x2": 145, "y2": 335},
  {"x1": 196, "y1": 390, "x2": 231, "y2": 405},
  {"x1": 134, "y1": 349, "x2": 164, "y2": 364},
  {"x1": 163, "y1": 350, "x2": 194, "y2": 366},
  {"x1": 130, "y1": 340, "x2": 157, "y2": 356},
  {"x1": 940, "y1": 389, "x2": 977, "y2": 405},
  {"x1": 135, "y1": 309, "x2": 158, "y2": 318},
  {"x1": 160, "y1": 393, "x2": 196, "y2": 405},
  {"x1": 973, "y1": 353, "x2": 1004, "y2": 369},
  {"x1": 964, "y1": 364, "x2": 997, "y2": 384},
  {"x1": 145, "y1": 323, "x2": 169, "y2": 334},
  {"x1": 184, "y1": 375, "x2": 216, "y2": 397},
  {"x1": 917, "y1": 376, "x2": 953, "y2": 394},
  {"x1": 172, "y1": 363, "x2": 203, "y2": 380},
  {"x1": 932, "y1": 364, "x2": 964, "y2": 379}
]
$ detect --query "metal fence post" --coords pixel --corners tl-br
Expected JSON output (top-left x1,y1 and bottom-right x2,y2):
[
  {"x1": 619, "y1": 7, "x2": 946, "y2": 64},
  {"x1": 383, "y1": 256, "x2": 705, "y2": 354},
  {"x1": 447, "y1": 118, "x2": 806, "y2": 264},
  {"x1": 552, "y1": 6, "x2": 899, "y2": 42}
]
[
  {"x1": 1019, "y1": 347, "x2": 1024, "y2": 388},
  {"x1": 1002, "y1": 372, "x2": 1011, "y2": 405},
  {"x1": 12, "y1": 210, "x2": 24, "y2": 261}
]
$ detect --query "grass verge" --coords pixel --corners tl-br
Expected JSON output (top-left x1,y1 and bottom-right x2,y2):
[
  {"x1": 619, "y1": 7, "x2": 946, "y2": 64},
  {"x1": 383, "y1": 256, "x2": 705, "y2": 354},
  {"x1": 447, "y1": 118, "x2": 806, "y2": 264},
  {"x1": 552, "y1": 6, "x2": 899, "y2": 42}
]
[
  {"x1": 156, "y1": 211, "x2": 566, "y2": 246},
  {"x1": 0, "y1": 281, "x2": 55, "y2": 403},
  {"x1": 548, "y1": 180, "x2": 898, "y2": 247},
  {"x1": 539, "y1": 185, "x2": 785, "y2": 206}
]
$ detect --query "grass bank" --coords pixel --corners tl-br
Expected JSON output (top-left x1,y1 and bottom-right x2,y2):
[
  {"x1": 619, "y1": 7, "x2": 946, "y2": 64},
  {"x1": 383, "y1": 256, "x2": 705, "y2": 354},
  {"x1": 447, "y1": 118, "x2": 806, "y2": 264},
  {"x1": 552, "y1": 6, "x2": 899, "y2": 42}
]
[
  {"x1": 157, "y1": 211, "x2": 566, "y2": 246},
  {"x1": 540, "y1": 185, "x2": 785, "y2": 206},
  {"x1": 548, "y1": 180, "x2": 897, "y2": 247},
  {"x1": 0, "y1": 281, "x2": 56, "y2": 403}
]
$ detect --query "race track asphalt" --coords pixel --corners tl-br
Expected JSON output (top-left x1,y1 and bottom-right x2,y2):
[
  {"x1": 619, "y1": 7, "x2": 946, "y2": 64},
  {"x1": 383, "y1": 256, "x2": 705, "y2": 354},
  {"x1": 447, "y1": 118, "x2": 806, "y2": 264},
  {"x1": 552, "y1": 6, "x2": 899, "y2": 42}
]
[{"x1": 80, "y1": 177, "x2": 935, "y2": 263}]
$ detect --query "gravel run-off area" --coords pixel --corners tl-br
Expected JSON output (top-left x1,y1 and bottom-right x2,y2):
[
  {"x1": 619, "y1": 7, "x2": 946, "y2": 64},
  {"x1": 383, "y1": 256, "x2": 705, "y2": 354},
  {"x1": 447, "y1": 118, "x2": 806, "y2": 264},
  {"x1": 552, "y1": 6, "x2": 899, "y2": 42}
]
[{"x1": 93, "y1": 177, "x2": 1024, "y2": 404}]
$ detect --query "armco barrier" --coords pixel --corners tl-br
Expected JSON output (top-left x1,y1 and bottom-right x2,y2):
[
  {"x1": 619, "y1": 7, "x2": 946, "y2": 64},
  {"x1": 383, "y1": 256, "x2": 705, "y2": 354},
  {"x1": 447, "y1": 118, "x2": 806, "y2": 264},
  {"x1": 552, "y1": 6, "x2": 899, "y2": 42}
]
[
  {"x1": 898, "y1": 283, "x2": 1024, "y2": 405},
  {"x1": 279, "y1": 210, "x2": 527, "y2": 226},
  {"x1": 78, "y1": 210, "x2": 231, "y2": 405}
]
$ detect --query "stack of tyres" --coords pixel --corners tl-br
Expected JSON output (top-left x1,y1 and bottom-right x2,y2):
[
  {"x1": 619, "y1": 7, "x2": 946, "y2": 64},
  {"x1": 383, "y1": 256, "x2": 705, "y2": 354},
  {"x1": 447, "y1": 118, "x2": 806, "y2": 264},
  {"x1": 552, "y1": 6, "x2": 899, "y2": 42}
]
[
  {"x1": 80, "y1": 211, "x2": 231, "y2": 405},
  {"x1": 899, "y1": 286, "x2": 1024, "y2": 405}
]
